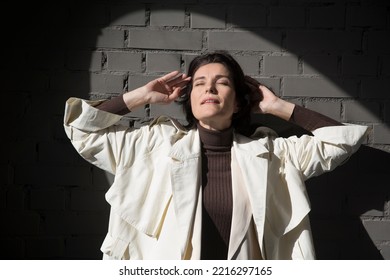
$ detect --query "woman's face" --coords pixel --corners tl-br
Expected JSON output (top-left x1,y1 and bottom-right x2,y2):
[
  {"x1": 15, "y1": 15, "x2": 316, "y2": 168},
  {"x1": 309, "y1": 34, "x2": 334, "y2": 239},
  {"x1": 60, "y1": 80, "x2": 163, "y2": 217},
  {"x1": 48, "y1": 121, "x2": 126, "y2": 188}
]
[{"x1": 190, "y1": 63, "x2": 238, "y2": 131}]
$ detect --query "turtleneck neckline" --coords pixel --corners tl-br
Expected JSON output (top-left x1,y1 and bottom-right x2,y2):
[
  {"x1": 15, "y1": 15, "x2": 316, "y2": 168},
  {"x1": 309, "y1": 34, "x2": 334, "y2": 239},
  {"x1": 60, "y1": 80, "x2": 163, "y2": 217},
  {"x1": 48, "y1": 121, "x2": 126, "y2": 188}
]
[{"x1": 197, "y1": 122, "x2": 233, "y2": 151}]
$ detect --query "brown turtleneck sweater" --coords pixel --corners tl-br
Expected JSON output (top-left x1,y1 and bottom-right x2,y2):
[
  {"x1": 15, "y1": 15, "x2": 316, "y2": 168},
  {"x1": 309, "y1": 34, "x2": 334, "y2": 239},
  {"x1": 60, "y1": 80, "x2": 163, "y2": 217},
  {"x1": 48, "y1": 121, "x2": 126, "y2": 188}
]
[
  {"x1": 94, "y1": 95, "x2": 342, "y2": 260},
  {"x1": 197, "y1": 124, "x2": 234, "y2": 260}
]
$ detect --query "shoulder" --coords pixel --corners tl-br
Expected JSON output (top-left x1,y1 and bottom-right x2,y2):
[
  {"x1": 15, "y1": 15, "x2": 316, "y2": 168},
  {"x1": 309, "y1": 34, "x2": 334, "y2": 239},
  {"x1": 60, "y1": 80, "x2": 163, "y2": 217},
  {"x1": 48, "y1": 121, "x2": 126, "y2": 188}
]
[{"x1": 147, "y1": 115, "x2": 190, "y2": 144}]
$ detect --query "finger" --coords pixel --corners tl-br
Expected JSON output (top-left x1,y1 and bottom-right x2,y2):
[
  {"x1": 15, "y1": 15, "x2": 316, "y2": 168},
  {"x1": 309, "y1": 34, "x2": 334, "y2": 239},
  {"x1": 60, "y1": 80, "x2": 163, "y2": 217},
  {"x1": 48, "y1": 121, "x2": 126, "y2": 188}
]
[
  {"x1": 171, "y1": 77, "x2": 191, "y2": 89},
  {"x1": 167, "y1": 87, "x2": 182, "y2": 102},
  {"x1": 166, "y1": 73, "x2": 190, "y2": 87},
  {"x1": 160, "y1": 71, "x2": 180, "y2": 83}
]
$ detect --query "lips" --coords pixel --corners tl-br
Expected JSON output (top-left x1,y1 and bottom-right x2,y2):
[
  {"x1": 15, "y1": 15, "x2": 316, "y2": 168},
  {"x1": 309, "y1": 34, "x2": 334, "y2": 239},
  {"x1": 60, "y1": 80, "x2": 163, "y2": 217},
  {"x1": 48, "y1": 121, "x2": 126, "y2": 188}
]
[{"x1": 201, "y1": 98, "x2": 220, "y2": 104}]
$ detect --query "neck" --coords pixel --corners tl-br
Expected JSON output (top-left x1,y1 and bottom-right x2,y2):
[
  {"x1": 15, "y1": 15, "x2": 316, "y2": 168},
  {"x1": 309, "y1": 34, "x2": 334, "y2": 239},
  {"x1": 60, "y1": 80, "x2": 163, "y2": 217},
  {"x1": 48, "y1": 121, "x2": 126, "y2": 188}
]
[
  {"x1": 198, "y1": 119, "x2": 231, "y2": 132},
  {"x1": 197, "y1": 122, "x2": 233, "y2": 151}
]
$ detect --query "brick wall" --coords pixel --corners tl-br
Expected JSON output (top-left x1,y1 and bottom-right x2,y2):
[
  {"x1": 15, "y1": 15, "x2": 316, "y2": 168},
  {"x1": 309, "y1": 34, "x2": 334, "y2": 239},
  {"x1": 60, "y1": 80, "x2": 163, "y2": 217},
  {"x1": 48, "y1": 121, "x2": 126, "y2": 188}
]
[{"x1": 1, "y1": 0, "x2": 389, "y2": 259}]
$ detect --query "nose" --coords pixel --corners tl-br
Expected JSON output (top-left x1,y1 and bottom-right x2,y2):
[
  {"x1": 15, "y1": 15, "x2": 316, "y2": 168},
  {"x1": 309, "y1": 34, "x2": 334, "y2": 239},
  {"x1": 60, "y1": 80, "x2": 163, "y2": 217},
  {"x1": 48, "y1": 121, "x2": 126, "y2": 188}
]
[{"x1": 206, "y1": 82, "x2": 216, "y2": 94}]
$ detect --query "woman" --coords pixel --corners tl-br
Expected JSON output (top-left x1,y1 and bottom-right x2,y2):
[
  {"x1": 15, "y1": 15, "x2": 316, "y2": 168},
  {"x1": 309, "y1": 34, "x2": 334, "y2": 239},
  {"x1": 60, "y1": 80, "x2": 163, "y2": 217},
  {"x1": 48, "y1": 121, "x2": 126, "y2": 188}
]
[{"x1": 64, "y1": 51, "x2": 368, "y2": 260}]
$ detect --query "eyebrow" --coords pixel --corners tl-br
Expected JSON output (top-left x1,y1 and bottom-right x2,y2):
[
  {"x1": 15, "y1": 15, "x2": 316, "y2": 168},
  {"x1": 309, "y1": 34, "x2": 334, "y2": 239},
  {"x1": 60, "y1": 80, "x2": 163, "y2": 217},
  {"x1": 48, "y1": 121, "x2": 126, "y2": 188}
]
[{"x1": 193, "y1": 75, "x2": 232, "y2": 82}]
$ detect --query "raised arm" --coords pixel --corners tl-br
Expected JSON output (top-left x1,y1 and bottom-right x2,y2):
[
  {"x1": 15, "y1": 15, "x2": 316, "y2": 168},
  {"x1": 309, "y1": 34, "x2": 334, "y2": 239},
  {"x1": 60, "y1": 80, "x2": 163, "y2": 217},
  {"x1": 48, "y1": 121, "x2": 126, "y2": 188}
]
[
  {"x1": 96, "y1": 71, "x2": 191, "y2": 115},
  {"x1": 245, "y1": 76, "x2": 342, "y2": 131}
]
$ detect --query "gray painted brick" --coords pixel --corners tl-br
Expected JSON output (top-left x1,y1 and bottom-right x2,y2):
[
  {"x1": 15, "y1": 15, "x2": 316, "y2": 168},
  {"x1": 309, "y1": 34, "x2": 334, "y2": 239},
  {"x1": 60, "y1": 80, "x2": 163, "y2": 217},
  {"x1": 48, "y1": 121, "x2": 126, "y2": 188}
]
[
  {"x1": 50, "y1": 71, "x2": 110, "y2": 92},
  {"x1": 2, "y1": 93, "x2": 28, "y2": 116},
  {"x1": 150, "y1": 5, "x2": 185, "y2": 27},
  {"x1": 15, "y1": 113, "x2": 52, "y2": 142},
  {"x1": 342, "y1": 56, "x2": 377, "y2": 76},
  {"x1": 283, "y1": 77, "x2": 358, "y2": 98},
  {"x1": 385, "y1": 102, "x2": 390, "y2": 123},
  {"x1": 66, "y1": 51, "x2": 102, "y2": 71},
  {"x1": 60, "y1": 28, "x2": 105, "y2": 49},
  {"x1": 107, "y1": 52, "x2": 142, "y2": 72},
  {"x1": 9, "y1": 140, "x2": 36, "y2": 165},
  {"x1": 382, "y1": 56, "x2": 390, "y2": 76},
  {"x1": 190, "y1": 5, "x2": 226, "y2": 28},
  {"x1": 25, "y1": 238, "x2": 65, "y2": 259},
  {"x1": 128, "y1": 75, "x2": 156, "y2": 91},
  {"x1": 347, "y1": 7, "x2": 387, "y2": 28},
  {"x1": 1, "y1": 213, "x2": 40, "y2": 235},
  {"x1": 90, "y1": 73, "x2": 125, "y2": 93},
  {"x1": 110, "y1": 4, "x2": 145, "y2": 26},
  {"x1": 363, "y1": 220, "x2": 390, "y2": 241},
  {"x1": 95, "y1": 29, "x2": 125, "y2": 48},
  {"x1": 233, "y1": 55, "x2": 260, "y2": 75},
  {"x1": 50, "y1": 72, "x2": 98, "y2": 92},
  {"x1": 38, "y1": 141, "x2": 82, "y2": 164},
  {"x1": 92, "y1": 167, "x2": 114, "y2": 190},
  {"x1": 147, "y1": 53, "x2": 181, "y2": 73},
  {"x1": 381, "y1": 245, "x2": 390, "y2": 259},
  {"x1": 70, "y1": 4, "x2": 108, "y2": 27},
  {"x1": 4, "y1": 1, "x2": 390, "y2": 261},
  {"x1": 361, "y1": 78, "x2": 390, "y2": 99},
  {"x1": 269, "y1": 7, "x2": 305, "y2": 28},
  {"x1": 66, "y1": 237, "x2": 104, "y2": 259},
  {"x1": 31, "y1": 189, "x2": 66, "y2": 210},
  {"x1": 0, "y1": 238, "x2": 24, "y2": 259},
  {"x1": 309, "y1": 193, "x2": 342, "y2": 218},
  {"x1": 373, "y1": 124, "x2": 390, "y2": 144},
  {"x1": 229, "y1": 5, "x2": 266, "y2": 28},
  {"x1": 128, "y1": 76, "x2": 156, "y2": 118},
  {"x1": 44, "y1": 213, "x2": 77, "y2": 235},
  {"x1": 309, "y1": 7, "x2": 345, "y2": 28},
  {"x1": 343, "y1": 101, "x2": 381, "y2": 123},
  {"x1": 208, "y1": 31, "x2": 282, "y2": 51},
  {"x1": 347, "y1": 195, "x2": 384, "y2": 217},
  {"x1": 255, "y1": 78, "x2": 281, "y2": 96},
  {"x1": 150, "y1": 102, "x2": 186, "y2": 120},
  {"x1": 5, "y1": 50, "x2": 27, "y2": 70},
  {"x1": 302, "y1": 55, "x2": 338, "y2": 75},
  {"x1": 183, "y1": 54, "x2": 198, "y2": 73},
  {"x1": 129, "y1": 30, "x2": 203, "y2": 50},
  {"x1": 138, "y1": 0, "x2": 196, "y2": 3},
  {"x1": 29, "y1": 50, "x2": 64, "y2": 70},
  {"x1": 14, "y1": 165, "x2": 91, "y2": 187},
  {"x1": 263, "y1": 56, "x2": 299, "y2": 75},
  {"x1": 45, "y1": 213, "x2": 108, "y2": 235},
  {"x1": 6, "y1": 188, "x2": 24, "y2": 210},
  {"x1": 367, "y1": 31, "x2": 390, "y2": 54},
  {"x1": 306, "y1": 101, "x2": 341, "y2": 121},
  {"x1": 4, "y1": 71, "x2": 48, "y2": 92},
  {"x1": 286, "y1": 31, "x2": 362, "y2": 52},
  {"x1": 71, "y1": 189, "x2": 108, "y2": 212},
  {"x1": 0, "y1": 188, "x2": 6, "y2": 209}
]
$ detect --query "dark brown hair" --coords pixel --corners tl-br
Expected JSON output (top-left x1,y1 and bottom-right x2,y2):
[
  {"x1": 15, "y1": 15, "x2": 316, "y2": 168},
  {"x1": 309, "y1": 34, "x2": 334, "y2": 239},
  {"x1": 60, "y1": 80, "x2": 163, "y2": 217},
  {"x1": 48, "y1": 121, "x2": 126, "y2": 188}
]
[{"x1": 177, "y1": 51, "x2": 252, "y2": 135}]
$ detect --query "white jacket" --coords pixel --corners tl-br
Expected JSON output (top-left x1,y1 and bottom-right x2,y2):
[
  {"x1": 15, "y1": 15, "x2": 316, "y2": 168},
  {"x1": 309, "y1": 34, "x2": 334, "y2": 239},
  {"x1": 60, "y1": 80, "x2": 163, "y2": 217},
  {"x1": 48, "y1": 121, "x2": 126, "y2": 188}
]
[{"x1": 63, "y1": 97, "x2": 368, "y2": 260}]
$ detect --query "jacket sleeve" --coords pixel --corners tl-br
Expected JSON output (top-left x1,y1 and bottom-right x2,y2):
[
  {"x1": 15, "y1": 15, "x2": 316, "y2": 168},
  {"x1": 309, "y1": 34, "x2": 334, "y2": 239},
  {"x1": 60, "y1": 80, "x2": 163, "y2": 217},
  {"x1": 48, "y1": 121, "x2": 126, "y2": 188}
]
[
  {"x1": 63, "y1": 97, "x2": 157, "y2": 175},
  {"x1": 274, "y1": 124, "x2": 369, "y2": 180}
]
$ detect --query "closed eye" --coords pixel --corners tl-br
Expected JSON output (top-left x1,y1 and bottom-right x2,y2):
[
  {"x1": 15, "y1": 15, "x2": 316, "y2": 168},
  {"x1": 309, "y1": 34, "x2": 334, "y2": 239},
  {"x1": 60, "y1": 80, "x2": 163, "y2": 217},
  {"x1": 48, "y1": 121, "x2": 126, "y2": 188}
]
[
  {"x1": 193, "y1": 82, "x2": 205, "y2": 87},
  {"x1": 217, "y1": 79, "x2": 230, "y2": 86}
]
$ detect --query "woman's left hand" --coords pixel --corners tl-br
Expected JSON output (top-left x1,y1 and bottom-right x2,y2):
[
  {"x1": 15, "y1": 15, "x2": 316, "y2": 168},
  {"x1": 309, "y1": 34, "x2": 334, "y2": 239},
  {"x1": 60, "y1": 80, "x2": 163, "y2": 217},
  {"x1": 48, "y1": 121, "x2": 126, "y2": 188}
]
[{"x1": 245, "y1": 76, "x2": 279, "y2": 114}]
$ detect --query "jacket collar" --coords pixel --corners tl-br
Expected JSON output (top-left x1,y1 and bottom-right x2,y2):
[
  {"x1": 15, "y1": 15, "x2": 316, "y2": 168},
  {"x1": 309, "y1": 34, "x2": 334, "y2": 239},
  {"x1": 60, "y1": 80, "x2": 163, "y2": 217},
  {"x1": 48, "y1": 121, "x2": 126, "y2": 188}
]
[
  {"x1": 169, "y1": 128, "x2": 271, "y2": 259},
  {"x1": 233, "y1": 132, "x2": 270, "y2": 158}
]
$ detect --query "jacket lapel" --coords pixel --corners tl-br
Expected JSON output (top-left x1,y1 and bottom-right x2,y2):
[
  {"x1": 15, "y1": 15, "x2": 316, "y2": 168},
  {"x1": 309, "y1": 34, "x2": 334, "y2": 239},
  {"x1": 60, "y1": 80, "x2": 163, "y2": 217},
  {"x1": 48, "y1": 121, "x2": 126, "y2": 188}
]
[
  {"x1": 168, "y1": 129, "x2": 202, "y2": 259},
  {"x1": 229, "y1": 134, "x2": 270, "y2": 259}
]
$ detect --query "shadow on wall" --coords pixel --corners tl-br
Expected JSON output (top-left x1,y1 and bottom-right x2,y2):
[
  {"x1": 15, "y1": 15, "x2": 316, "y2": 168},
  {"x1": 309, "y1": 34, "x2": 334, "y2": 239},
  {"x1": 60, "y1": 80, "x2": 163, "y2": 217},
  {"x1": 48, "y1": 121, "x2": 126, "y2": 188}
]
[{"x1": 1, "y1": 0, "x2": 389, "y2": 259}]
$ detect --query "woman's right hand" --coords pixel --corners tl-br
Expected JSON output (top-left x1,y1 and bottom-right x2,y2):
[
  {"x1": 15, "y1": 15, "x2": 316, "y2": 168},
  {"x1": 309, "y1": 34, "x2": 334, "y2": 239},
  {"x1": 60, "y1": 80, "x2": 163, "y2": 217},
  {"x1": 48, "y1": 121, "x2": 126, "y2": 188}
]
[{"x1": 123, "y1": 71, "x2": 191, "y2": 111}]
